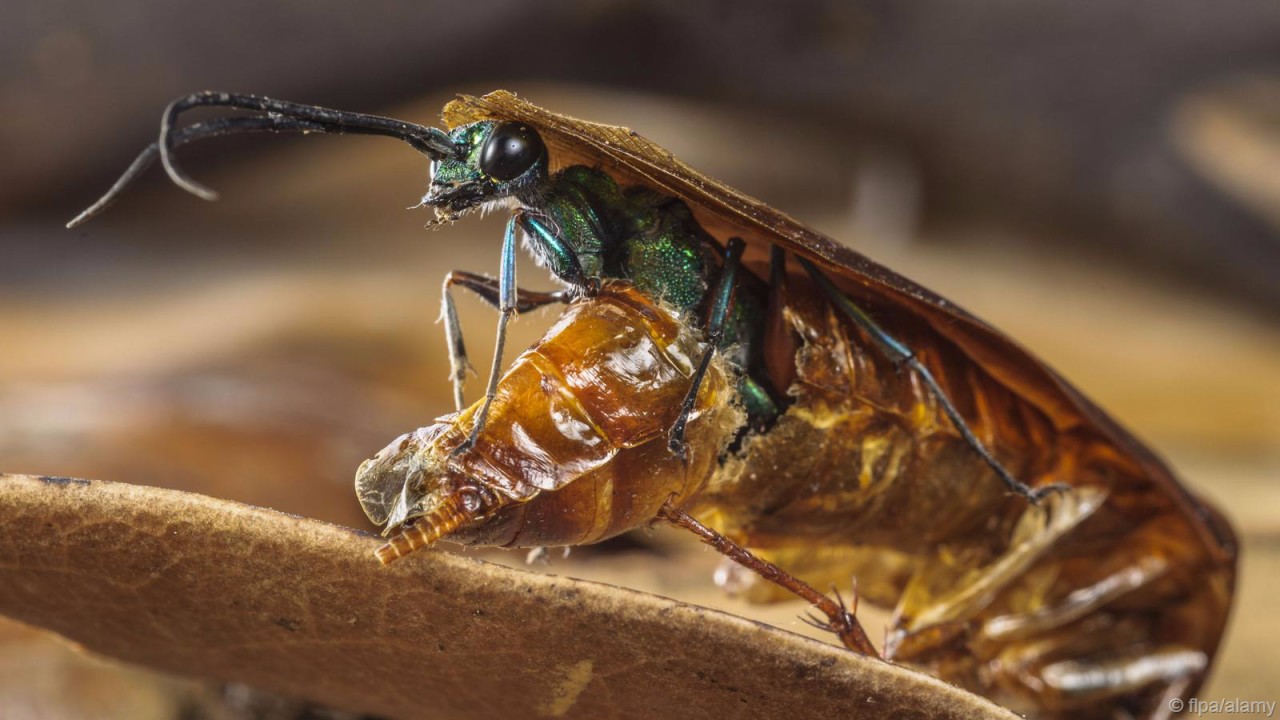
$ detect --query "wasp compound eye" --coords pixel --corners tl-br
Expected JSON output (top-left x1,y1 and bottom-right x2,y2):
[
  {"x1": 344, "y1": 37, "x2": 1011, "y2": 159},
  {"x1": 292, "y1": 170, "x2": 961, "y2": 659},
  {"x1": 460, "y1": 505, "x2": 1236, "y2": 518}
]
[{"x1": 479, "y1": 122, "x2": 544, "y2": 182}]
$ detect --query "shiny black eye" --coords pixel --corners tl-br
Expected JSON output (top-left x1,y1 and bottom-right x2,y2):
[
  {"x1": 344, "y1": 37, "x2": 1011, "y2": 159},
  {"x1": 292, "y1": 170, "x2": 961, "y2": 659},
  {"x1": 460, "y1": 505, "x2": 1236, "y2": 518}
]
[{"x1": 479, "y1": 122, "x2": 544, "y2": 182}]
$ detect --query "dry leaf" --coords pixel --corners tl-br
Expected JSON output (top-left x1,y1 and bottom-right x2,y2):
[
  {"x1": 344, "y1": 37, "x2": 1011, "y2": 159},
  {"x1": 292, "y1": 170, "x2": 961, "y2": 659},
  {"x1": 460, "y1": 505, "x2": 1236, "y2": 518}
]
[{"x1": 0, "y1": 473, "x2": 1015, "y2": 719}]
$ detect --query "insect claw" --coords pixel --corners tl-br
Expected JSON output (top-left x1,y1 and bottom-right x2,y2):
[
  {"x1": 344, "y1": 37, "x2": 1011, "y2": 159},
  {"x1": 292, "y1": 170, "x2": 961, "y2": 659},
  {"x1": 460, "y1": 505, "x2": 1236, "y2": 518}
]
[
  {"x1": 446, "y1": 360, "x2": 476, "y2": 383},
  {"x1": 666, "y1": 433, "x2": 688, "y2": 461},
  {"x1": 1041, "y1": 482, "x2": 1072, "y2": 497},
  {"x1": 799, "y1": 611, "x2": 828, "y2": 631},
  {"x1": 830, "y1": 584, "x2": 846, "y2": 609}
]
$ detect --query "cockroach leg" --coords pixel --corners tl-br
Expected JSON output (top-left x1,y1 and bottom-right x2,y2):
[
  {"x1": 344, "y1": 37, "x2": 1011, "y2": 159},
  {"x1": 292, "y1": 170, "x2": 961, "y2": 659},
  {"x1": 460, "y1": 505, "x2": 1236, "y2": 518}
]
[
  {"x1": 658, "y1": 499, "x2": 879, "y2": 657},
  {"x1": 441, "y1": 269, "x2": 571, "y2": 410}
]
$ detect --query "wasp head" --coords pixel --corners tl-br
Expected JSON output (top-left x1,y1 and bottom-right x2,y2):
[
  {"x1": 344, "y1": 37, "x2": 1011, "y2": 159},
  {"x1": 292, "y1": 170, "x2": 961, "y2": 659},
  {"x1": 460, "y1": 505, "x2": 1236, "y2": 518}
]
[{"x1": 422, "y1": 121, "x2": 548, "y2": 218}]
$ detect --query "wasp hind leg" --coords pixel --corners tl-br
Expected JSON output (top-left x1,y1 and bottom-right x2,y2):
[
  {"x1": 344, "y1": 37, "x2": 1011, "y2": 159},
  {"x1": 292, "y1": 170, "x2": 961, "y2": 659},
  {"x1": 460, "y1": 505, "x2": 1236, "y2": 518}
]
[
  {"x1": 794, "y1": 256, "x2": 1066, "y2": 505},
  {"x1": 668, "y1": 237, "x2": 746, "y2": 458}
]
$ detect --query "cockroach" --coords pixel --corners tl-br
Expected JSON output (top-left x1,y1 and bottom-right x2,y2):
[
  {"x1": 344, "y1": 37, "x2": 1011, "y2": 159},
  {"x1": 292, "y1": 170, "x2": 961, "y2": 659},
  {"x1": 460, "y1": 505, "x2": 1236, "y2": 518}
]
[{"x1": 71, "y1": 90, "x2": 1236, "y2": 719}]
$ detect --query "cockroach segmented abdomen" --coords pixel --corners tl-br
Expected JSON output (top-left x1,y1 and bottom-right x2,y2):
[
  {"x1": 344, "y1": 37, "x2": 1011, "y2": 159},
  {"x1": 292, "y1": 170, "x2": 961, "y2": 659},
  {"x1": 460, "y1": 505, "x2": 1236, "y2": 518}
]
[{"x1": 375, "y1": 500, "x2": 472, "y2": 565}]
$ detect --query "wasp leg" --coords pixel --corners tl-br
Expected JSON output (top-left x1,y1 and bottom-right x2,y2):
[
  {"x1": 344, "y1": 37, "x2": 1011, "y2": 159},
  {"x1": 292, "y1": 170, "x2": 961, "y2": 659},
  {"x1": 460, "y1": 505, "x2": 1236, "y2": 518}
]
[
  {"x1": 441, "y1": 270, "x2": 572, "y2": 411},
  {"x1": 452, "y1": 211, "x2": 593, "y2": 455},
  {"x1": 795, "y1": 256, "x2": 1066, "y2": 505},
  {"x1": 659, "y1": 500, "x2": 878, "y2": 656},
  {"x1": 451, "y1": 215, "x2": 520, "y2": 456},
  {"x1": 518, "y1": 211, "x2": 600, "y2": 295},
  {"x1": 668, "y1": 237, "x2": 746, "y2": 458}
]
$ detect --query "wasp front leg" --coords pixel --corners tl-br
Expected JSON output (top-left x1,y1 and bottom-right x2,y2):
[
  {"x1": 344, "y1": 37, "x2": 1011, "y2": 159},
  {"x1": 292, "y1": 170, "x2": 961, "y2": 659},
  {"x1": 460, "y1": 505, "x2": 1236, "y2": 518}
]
[{"x1": 449, "y1": 211, "x2": 593, "y2": 454}]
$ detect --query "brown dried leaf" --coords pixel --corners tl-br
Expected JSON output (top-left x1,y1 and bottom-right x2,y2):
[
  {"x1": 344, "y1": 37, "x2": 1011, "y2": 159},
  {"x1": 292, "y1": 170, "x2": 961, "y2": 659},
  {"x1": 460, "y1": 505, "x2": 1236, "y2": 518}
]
[{"x1": 0, "y1": 474, "x2": 1016, "y2": 719}]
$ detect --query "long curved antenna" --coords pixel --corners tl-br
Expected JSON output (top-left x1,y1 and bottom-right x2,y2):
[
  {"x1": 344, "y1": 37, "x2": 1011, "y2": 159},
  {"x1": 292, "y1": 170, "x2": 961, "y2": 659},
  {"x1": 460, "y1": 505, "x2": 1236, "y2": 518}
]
[
  {"x1": 69, "y1": 91, "x2": 460, "y2": 228},
  {"x1": 69, "y1": 116, "x2": 325, "y2": 228}
]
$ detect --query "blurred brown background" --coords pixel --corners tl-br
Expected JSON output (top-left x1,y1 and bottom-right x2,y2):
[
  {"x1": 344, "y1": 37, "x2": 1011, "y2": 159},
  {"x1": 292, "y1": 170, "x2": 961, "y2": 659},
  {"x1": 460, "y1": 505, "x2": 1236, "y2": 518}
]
[{"x1": 2, "y1": 1, "x2": 1279, "y2": 717}]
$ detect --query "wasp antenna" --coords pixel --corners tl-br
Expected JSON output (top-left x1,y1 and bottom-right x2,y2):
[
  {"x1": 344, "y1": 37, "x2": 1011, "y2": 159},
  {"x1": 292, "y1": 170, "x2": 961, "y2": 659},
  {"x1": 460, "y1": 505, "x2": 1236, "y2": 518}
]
[
  {"x1": 159, "y1": 95, "x2": 219, "y2": 201},
  {"x1": 67, "y1": 143, "x2": 160, "y2": 228},
  {"x1": 70, "y1": 91, "x2": 461, "y2": 227},
  {"x1": 69, "y1": 116, "x2": 329, "y2": 228}
]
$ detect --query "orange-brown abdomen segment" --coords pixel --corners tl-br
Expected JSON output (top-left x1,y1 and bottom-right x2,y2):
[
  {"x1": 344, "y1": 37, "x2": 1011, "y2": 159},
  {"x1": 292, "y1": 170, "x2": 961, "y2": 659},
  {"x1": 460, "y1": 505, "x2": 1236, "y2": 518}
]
[{"x1": 360, "y1": 281, "x2": 745, "y2": 551}]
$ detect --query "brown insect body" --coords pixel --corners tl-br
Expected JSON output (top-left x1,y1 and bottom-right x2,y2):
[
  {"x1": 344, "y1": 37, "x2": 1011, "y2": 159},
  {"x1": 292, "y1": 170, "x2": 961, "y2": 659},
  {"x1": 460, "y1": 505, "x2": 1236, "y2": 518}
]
[
  {"x1": 691, "y1": 267, "x2": 1234, "y2": 716},
  {"x1": 356, "y1": 92, "x2": 1235, "y2": 719},
  {"x1": 357, "y1": 281, "x2": 743, "y2": 556}
]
